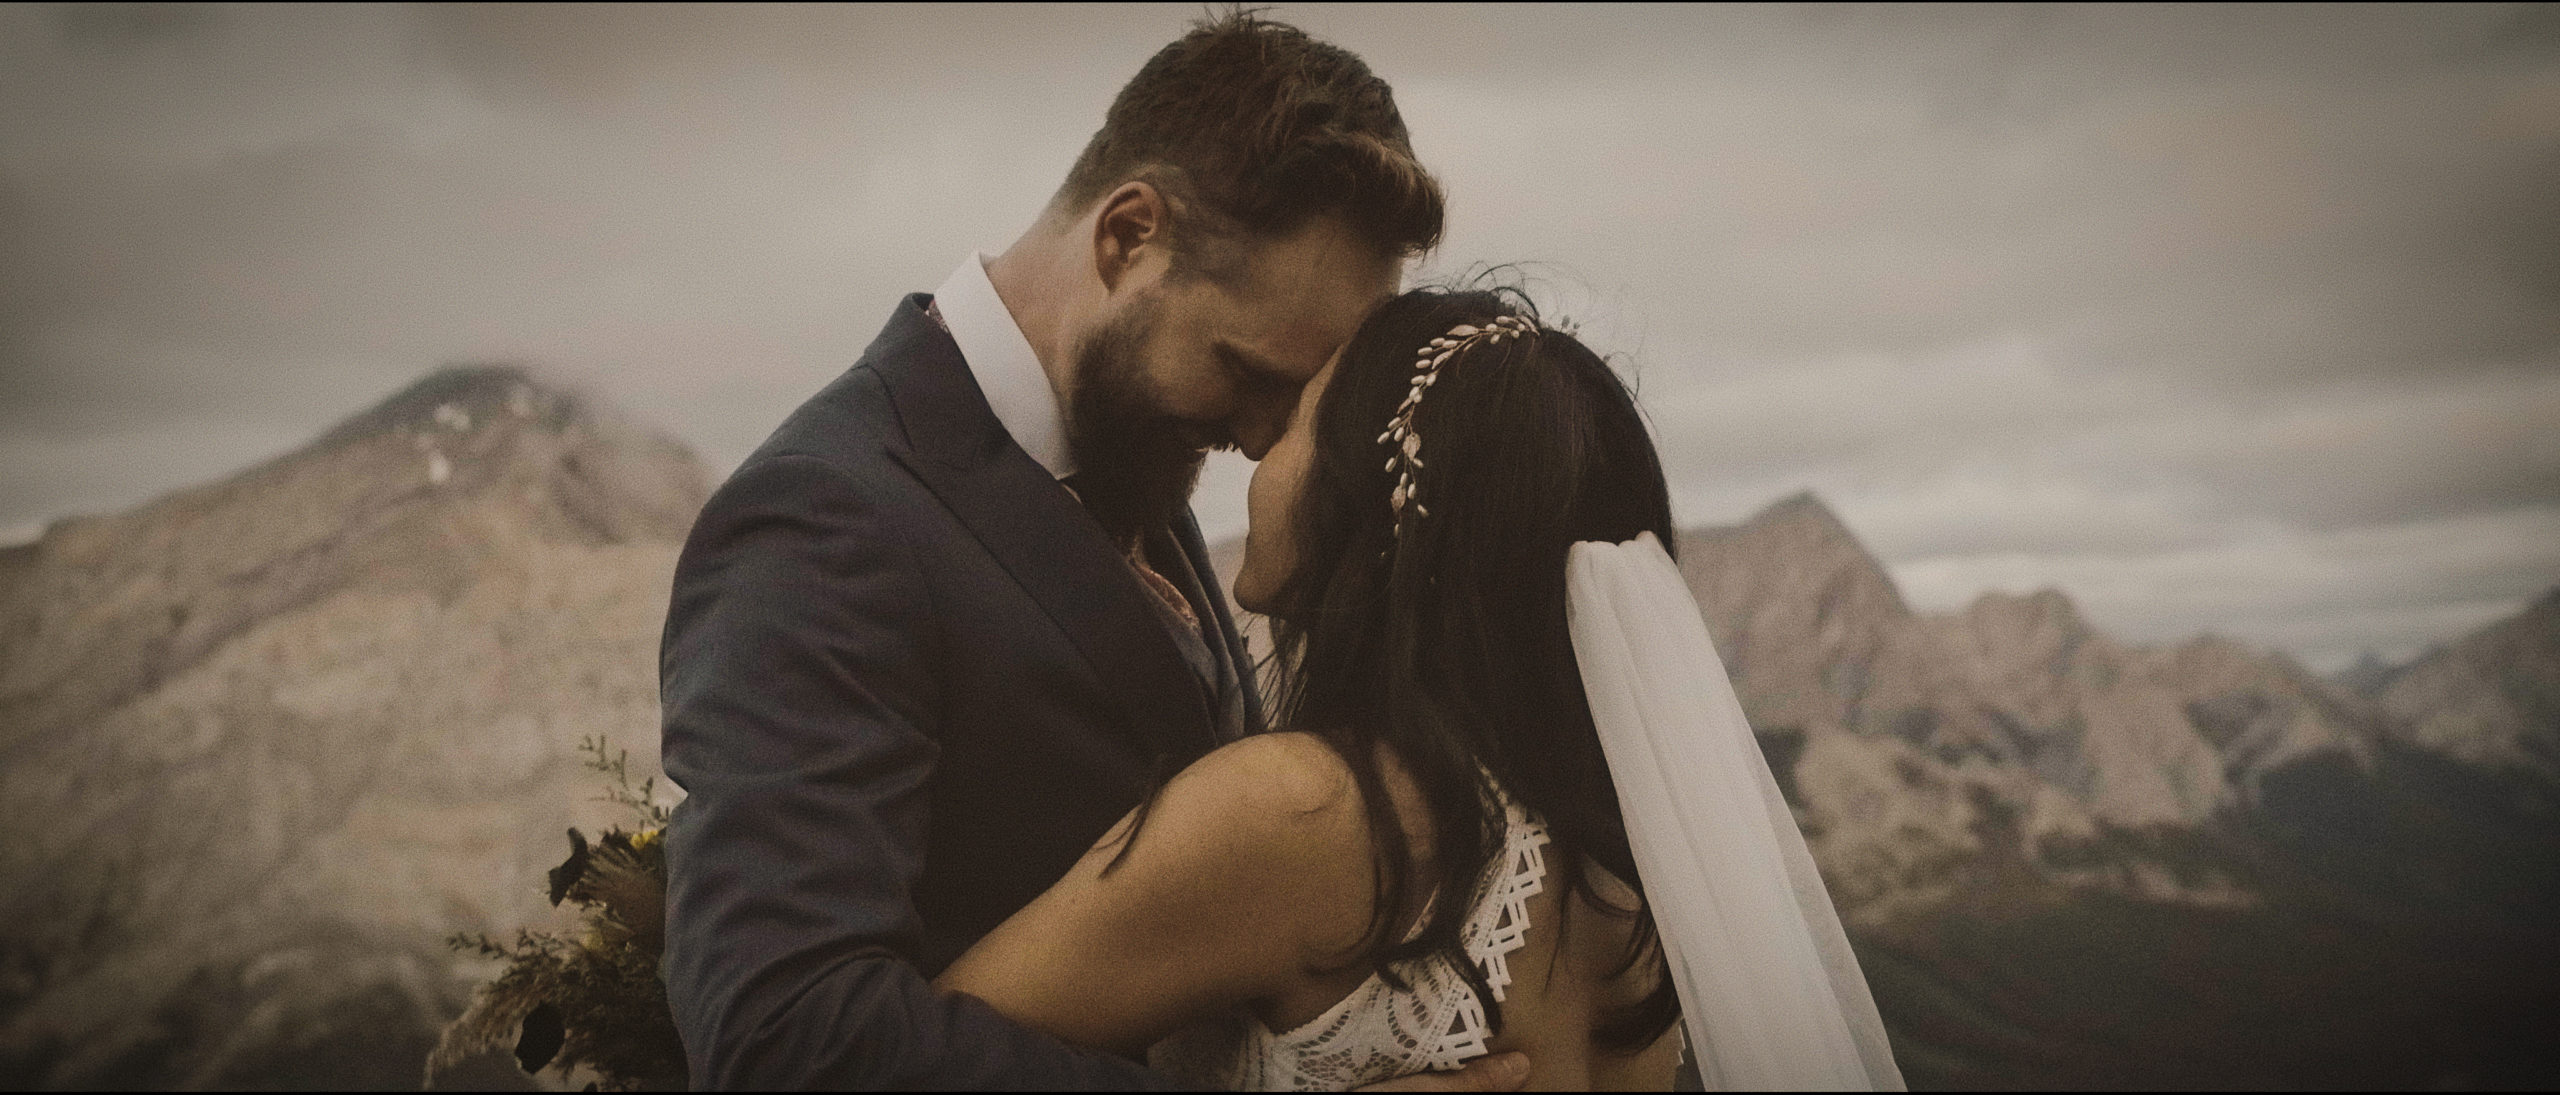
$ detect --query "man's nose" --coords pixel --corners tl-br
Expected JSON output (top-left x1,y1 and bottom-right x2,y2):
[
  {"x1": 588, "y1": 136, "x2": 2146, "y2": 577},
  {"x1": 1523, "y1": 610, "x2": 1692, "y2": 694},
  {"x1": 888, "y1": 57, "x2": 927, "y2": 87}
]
[
  {"x1": 1230, "y1": 388, "x2": 1305, "y2": 459},
  {"x1": 1232, "y1": 421, "x2": 1281, "y2": 461}
]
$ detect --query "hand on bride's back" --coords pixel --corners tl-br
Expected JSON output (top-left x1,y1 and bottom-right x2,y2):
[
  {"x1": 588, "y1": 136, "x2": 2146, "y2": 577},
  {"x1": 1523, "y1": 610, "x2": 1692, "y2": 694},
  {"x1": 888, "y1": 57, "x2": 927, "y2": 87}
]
[{"x1": 1354, "y1": 1052, "x2": 1533, "y2": 1092}]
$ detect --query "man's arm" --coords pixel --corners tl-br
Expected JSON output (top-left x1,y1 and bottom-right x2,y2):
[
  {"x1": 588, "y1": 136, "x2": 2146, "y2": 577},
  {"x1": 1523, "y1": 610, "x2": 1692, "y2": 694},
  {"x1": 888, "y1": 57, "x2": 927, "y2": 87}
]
[{"x1": 658, "y1": 452, "x2": 1176, "y2": 1090}]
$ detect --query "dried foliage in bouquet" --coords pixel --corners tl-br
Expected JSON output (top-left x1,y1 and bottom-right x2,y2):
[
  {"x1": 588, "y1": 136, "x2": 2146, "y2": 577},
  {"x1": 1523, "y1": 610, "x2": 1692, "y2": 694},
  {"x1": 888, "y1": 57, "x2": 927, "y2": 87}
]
[{"x1": 426, "y1": 736, "x2": 687, "y2": 1091}]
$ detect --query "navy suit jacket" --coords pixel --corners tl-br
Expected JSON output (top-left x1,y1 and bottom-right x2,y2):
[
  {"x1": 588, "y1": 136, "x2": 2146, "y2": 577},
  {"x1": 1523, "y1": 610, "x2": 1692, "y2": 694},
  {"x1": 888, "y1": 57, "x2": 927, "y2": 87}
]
[{"x1": 659, "y1": 294, "x2": 1261, "y2": 1089}]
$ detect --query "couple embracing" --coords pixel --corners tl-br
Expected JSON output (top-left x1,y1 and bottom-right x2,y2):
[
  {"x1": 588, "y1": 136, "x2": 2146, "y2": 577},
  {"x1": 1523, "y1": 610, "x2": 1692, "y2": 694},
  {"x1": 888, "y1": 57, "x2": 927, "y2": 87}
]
[{"x1": 658, "y1": 13, "x2": 1904, "y2": 1092}]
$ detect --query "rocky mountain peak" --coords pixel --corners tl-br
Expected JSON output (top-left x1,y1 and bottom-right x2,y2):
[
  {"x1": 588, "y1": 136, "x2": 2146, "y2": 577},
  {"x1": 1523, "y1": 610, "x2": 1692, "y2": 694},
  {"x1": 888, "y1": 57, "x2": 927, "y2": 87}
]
[
  {"x1": 1756, "y1": 488, "x2": 1842, "y2": 521},
  {"x1": 2376, "y1": 584, "x2": 2560, "y2": 778},
  {"x1": 0, "y1": 363, "x2": 708, "y2": 756},
  {"x1": 2335, "y1": 649, "x2": 2404, "y2": 698},
  {"x1": 1672, "y1": 492, "x2": 1912, "y2": 739},
  {"x1": 1961, "y1": 587, "x2": 2096, "y2": 663},
  {"x1": 1738, "y1": 493, "x2": 1895, "y2": 578},
  {"x1": 308, "y1": 360, "x2": 704, "y2": 544},
  {"x1": 312, "y1": 363, "x2": 564, "y2": 449},
  {"x1": 0, "y1": 365, "x2": 710, "y2": 1087},
  {"x1": 1678, "y1": 492, "x2": 1911, "y2": 629}
]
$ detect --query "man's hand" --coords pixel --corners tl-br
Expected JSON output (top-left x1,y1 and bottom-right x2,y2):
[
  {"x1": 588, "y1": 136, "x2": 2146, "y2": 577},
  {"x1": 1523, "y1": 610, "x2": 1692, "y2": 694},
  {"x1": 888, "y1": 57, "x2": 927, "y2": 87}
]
[{"x1": 1354, "y1": 1052, "x2": 1532, "y2": 1092}]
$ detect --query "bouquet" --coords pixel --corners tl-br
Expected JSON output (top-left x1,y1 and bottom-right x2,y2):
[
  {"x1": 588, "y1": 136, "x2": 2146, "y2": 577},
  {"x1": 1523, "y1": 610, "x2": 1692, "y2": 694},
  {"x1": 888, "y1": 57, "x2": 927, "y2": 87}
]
[{"x1": 426, "y1": 737, "x2": 688, "y2": 1091}]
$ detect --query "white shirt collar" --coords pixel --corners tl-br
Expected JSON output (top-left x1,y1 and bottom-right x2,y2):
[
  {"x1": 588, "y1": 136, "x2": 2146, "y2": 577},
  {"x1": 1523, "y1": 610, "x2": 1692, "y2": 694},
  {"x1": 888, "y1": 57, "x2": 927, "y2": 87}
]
[{"x1": 934, "y1": 251, "x2": 1075, "y2": 480}]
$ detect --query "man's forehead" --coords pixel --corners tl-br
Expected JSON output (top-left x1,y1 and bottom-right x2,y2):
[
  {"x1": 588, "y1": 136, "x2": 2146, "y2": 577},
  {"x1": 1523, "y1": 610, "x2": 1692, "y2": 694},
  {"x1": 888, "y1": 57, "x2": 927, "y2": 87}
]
[
  {"x1": 1235, "y1": 227, "x2": 1400, "y2": 364},
  {"x1": 1260, "y1": 220, "x2": 1400, "y2": 299},
  {"x1": 1241, "y1": 295, "x2": 1384, "y2": 379}
]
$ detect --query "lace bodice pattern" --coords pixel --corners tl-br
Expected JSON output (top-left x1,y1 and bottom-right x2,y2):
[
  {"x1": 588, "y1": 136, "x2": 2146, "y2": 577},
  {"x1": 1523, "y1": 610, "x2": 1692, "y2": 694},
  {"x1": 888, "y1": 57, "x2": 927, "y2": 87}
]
[{"x1": 1147, "y1": 791, "x2": 1552, "y2": 1091}]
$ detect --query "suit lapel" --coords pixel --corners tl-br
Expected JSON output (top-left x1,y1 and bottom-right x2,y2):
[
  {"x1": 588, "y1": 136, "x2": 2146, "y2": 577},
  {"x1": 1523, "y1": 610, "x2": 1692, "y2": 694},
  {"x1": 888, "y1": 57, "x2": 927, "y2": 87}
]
[
  {"x1": 865, "y1": 295, "x2": 1217, "y2": 762},
  {"x1": 1170, "y1": 506, "x2": 1265, "y2": 739}
]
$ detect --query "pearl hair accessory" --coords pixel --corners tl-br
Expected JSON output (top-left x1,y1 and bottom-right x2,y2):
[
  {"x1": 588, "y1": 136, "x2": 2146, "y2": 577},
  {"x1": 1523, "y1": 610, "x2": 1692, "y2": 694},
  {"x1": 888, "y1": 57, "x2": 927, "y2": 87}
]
[{"x1": 1378, "y1": 313, "x2": 1537, "y2": 537}]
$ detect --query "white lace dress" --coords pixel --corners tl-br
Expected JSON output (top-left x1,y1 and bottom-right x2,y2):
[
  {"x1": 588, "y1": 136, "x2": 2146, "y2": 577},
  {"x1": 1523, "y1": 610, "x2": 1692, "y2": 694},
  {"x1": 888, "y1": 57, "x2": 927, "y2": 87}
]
[{"x1": 1146, "y1": 793, "x2": 1553, "y2": 1091}]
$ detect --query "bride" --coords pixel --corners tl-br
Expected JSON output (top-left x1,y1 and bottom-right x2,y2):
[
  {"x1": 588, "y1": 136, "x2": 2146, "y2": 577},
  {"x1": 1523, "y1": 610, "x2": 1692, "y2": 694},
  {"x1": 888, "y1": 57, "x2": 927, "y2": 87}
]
[{"x1": 932, "y1": 287, "x2": 1906, "y2": 1091}]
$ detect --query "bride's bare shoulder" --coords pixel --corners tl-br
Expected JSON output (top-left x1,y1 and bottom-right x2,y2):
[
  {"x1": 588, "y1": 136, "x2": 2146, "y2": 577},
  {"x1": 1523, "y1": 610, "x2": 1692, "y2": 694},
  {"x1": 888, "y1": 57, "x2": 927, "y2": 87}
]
[
  {"x1": 1137, "y1": 733, "x2": 1432, "y2": 892},
  {"x1": 1136, "y1": 731, "x2": 1344, "y2": 861},
  {"x1": 1084, "y1": 733, "x2": 1374, "y2": 955},
  {"x1": 1120, "y1": 733, "x2": 1367, "y2": 884},
  {"x1": 1171, "y1": 731, "x2": 1433, "y2": 852},
  {"x1": 1181, "y1": 730, "x2": 1357, "y2": 811}
]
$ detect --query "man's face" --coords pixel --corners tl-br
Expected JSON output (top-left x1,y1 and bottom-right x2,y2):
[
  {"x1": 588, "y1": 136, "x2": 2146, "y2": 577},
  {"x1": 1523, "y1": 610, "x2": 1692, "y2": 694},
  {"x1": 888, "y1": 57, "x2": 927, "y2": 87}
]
[
  {"x1": 1142, "y1": 216, "x2": 1401, "y2": 461},
  {"x1": 1064, "y1": 215, "x2": 1398, "y2": 540}
]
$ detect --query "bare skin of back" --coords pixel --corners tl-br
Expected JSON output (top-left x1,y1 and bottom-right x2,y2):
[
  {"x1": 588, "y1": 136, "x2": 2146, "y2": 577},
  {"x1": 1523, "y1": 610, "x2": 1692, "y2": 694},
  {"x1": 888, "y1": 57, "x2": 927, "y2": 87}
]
[{"x1": 936, "y1": 731, "x2": 1680, "y2": 1091}]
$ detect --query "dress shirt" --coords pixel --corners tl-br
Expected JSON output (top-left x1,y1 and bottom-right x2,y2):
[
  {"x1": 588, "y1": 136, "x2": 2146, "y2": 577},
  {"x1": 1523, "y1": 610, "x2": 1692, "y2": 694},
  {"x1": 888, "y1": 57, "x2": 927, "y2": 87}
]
[{"x1": 933, "y1": 252, "x2": 1075, "y2": 480}]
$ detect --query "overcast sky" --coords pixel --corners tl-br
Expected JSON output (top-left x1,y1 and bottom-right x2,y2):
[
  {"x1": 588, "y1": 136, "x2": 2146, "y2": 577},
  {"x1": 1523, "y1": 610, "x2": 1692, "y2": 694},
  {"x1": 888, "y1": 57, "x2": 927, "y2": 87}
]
[{"x1": 3, "y1": 2, "x2": 2555, "y2": 672}]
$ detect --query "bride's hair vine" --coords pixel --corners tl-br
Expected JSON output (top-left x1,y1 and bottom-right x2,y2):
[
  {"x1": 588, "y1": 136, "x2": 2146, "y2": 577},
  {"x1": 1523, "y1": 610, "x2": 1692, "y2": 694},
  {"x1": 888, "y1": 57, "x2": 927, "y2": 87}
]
[{"x1": 1377, "y1": 312, "x2": 1537, "y2": 538}]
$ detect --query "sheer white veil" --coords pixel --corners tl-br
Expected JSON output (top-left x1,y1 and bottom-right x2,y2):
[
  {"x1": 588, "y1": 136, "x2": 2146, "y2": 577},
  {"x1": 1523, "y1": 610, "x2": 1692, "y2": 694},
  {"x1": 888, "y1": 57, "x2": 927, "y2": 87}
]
[{"x1": 1565, "y1": 532, "x2": 1905, "y2": 1091}]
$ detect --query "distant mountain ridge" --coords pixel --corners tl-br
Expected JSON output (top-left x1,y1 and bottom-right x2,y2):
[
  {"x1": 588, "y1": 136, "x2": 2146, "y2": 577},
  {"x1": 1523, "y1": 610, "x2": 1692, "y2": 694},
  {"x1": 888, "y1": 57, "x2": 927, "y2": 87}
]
[
  {"x1": 3, "y1": 364, "x2": 2549, "y2": 1090},
  {"x1": 1661, "y1": 494, "x2": 2558, "y2": 1087},
  {"x1": 1664, "y1": 493, "x2": 2419, "y2": 907}
]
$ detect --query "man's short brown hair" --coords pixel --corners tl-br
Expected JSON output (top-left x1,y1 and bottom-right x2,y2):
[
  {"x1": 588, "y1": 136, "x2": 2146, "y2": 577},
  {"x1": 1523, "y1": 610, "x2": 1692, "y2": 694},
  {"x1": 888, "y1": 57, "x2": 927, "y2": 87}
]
[{"x1": 1055, "y1": 9, "x2": 1445, "y2": 277}]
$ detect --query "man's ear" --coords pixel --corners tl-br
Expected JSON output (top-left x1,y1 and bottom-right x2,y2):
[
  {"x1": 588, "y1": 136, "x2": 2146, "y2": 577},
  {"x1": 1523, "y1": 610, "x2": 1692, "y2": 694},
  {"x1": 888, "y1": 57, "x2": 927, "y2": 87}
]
[{"x1": 1091, "y1": 181, "x2": 1168, "y2": 294}]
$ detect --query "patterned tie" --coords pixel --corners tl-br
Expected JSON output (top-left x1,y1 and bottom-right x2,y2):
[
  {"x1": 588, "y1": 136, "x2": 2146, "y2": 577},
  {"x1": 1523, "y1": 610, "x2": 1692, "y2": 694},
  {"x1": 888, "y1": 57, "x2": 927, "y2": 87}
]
[
  {"x1": 1126, "y1": 542, "x2": 1201, "y2": 630},
  {"x1": 1057, "y1": 475, "x2": 1198, "y2": 628}
]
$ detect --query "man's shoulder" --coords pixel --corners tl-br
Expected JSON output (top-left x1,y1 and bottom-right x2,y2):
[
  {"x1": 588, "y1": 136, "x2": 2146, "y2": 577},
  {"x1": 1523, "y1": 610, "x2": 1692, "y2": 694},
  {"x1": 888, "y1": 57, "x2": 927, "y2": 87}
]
[
  {"x1": 740, "y1": 293, "x2": 962, "y2": 477},
  {"x1": 680, "y1": 363, "x2": 950, "y2": 554},
  {"x1": 752, "y1": 363, "x2": 904, "y2": 471}
]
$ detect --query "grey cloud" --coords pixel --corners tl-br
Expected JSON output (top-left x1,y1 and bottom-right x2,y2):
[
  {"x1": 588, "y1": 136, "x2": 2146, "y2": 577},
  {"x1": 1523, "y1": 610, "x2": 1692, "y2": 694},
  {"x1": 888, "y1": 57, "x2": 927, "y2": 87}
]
[
  {"x1": 1411, "y1": 59, "x2": 2560, "y2": 388},
  {"x1": 0, "y1": 2, "x2": 2552, "y2": 676},
  {"x1": 0, "y1": 5, "x2": 463, "y2": 174},
  {"x1": 408, "y1": 3, "x2": 1190, "y2": 108},
  {"x1": 1887, "y1": 504, "x2": 2560, "y2": 672},
  {"x1": 0, "y1": 416, "x2": 308, "y2": 536},
  {"x1": 2067, "y1": 367, "x2": 2560, "y2": 531},
  {"x1": 1648, "y1": 339, "x2": 2559, "y2": 549},
  {"x1": 2481, "y1": 2, "x2": 2560, "y2": 59},
  {"x1": 50, "y1": 2, "x2": 226, "y2": 51},
  {"x1": 0, "y1": 4, "x2": 1147, "y2": 447},
  {"x1": 1355, "y1": 3, "x2": 2560, "y2": 676}
]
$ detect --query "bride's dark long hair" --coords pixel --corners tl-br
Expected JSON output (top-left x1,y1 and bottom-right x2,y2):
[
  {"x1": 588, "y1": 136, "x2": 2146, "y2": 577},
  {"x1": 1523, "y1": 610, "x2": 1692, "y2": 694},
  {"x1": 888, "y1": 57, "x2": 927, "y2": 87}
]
[{"x1": 1266, "y1": 286, "x2": 1680, "y2": 1052}]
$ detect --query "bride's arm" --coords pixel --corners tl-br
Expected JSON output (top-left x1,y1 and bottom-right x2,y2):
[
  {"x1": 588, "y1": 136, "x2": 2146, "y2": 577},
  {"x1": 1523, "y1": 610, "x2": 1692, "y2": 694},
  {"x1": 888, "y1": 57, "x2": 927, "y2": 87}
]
[{"x1": 934, "y1": 731, "x2": 1379, "y2": 1059}]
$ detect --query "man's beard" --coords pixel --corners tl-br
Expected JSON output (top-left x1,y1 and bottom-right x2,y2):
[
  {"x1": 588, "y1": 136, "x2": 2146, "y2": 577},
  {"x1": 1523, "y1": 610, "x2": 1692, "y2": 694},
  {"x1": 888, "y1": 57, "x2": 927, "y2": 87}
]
[{"x1": 1065, "y1": 300, "x2": 1212, "y2": 548}]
